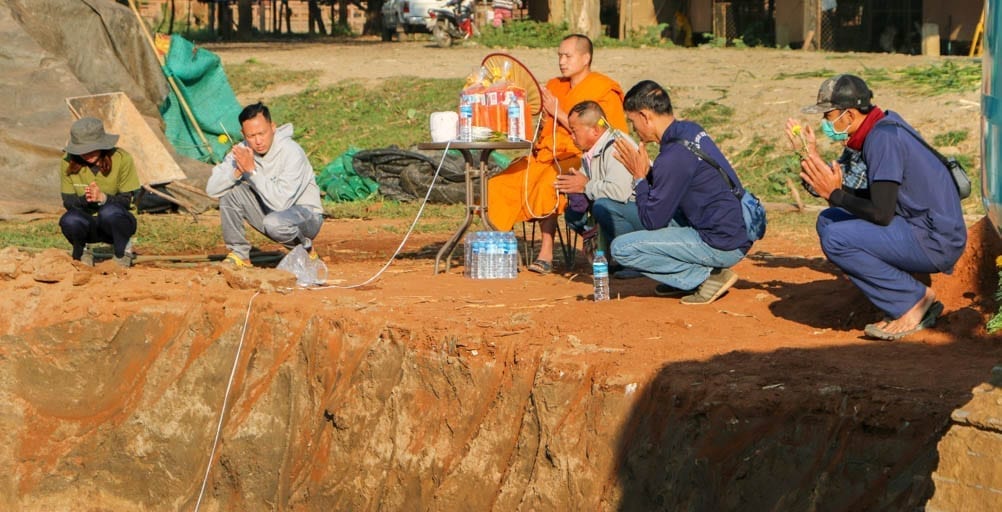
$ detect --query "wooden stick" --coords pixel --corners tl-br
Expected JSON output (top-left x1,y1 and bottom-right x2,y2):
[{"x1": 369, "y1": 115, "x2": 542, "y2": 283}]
[{"x1": 127, "y1": 0, "x2": 217, "y2": 163}]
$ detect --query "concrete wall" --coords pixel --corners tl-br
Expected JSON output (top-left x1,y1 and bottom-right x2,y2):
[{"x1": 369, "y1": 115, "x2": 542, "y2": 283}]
[{"x1": 775, "y1": 0, "x2": 805, "y2": 46}]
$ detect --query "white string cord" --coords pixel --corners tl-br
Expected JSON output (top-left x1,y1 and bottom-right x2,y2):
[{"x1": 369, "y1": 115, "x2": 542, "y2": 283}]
[
  {"x1": 192, "y1": 142, "x2": 456, "y2": 507},
  {"x1": 522, "y1": 96, "x2": 562, "y2": 220},
  {"x1": 194, "y1": 289, "x2": 261, "y2": 512},
  {"x1": 311, "y1": 139, "x2": 454, "y2": 290}
]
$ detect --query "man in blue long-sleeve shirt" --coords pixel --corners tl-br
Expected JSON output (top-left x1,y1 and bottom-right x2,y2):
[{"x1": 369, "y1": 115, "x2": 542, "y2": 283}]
[{"x1": 611, "y1": 80, "x2": 750, "y2": 304}]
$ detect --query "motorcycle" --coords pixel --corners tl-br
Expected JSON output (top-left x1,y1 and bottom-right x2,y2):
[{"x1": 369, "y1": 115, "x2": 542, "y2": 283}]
[{"x1": 427, "y1": 0, "x2": 479, "y2": 48}]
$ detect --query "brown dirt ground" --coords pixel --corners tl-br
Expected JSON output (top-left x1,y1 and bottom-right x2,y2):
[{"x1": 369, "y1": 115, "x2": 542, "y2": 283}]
[
  {"x1": 5, "y1": 46, "x2": 1001, "y2": 504},
  {"x1": 195, "y1": 40, "x2": 996, "y2": 362},
  {"x1": 13, "y1": 41, "x2": 998, "y2": 384}
]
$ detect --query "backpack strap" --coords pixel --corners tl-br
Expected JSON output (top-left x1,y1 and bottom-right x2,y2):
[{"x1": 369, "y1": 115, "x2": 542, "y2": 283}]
[
  {"x1": 877, "y1": 120, "x2": 953, "y2": 169},
  {"x1": 667, "y1": 137, "x2": 742, "y2": 198}
]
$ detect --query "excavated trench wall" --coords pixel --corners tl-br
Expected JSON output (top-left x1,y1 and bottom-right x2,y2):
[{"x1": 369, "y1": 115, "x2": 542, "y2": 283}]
[{"x1": 2, "y1": 290, "x2": 958, "y2": 510}]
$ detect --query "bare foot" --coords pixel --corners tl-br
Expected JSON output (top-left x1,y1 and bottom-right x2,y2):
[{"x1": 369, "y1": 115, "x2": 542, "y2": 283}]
[{"x1": 878, "y1": 288, "x2": 937, "y2": 336}]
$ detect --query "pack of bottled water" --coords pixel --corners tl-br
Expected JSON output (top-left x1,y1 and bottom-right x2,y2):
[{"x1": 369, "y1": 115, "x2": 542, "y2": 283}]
[{"x1": 464, "y1": 231, "x2": 518, "y2": 279}]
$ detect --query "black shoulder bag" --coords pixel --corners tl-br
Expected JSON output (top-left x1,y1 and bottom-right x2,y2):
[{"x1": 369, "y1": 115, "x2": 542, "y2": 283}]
[{"x1": 667, "y1": 138, "x2": 767, "y2": 242}]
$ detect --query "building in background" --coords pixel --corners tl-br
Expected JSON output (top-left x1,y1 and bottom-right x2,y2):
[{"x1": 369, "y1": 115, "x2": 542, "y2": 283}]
[
  {"x1": 138, "y1": 0, "x2": 367, "y2": 36},
  {"x1": 525, "y1": 0, "x2": 980, "y2": 54},
  {"x1": 136, "y1": 0, "x2": 981, "y2": 54}
]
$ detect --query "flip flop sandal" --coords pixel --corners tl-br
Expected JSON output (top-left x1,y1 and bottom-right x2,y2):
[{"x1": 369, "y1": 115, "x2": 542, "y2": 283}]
[
  {"x1": 864, "y1": 301, "x2": 944, "y2": 341},
  {"x1": 527, "y1": 259, "x2": 552, "y2": 274}
]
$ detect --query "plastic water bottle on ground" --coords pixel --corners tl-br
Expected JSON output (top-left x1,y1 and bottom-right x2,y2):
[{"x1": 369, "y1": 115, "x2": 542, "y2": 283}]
[
  {"x1": 593, "y1": 250, "x2": 610, "y2": 301},
  {"x1": 465, "y1": 231, "x2": 480, "y2": 278},
  {"x1": 503, "y1": 232, "x2": 518, "y2": 278}
]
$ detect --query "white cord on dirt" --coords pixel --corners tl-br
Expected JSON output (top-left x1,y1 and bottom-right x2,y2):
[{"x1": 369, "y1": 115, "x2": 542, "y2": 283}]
[
  {"x1": 188, "y1": 140, "x2": 454, "y2": 500},
  {"x1": 311, "y1": 140, "x2": 454, "y2": 290},
  {"x1": 194, "y1": 289, "x2": 260, "y2": 512}
]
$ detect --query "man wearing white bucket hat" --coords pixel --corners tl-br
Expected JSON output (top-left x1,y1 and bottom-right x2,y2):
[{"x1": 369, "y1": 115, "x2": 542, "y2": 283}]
[
  {"x1": 206, "y1": 102, "x2": 323, "y2": 268},
  {"x1": 59, "y1": 117, "x2": 141, "y2": 268}
]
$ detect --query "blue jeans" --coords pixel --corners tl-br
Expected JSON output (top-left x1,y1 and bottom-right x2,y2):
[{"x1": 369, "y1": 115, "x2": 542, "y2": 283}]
[
  {"x1": 817, "y1": 207, "x2": 950, "y2": 318},
  {"x1": 592, "y1": 198, "x2": 643, "y2": 246},
  {"x1": 611, "y1": 219, "x2": 746, "y2": 290},
  {"x1": 565, "y1": 198, "x2": 643, "y2": 253}
]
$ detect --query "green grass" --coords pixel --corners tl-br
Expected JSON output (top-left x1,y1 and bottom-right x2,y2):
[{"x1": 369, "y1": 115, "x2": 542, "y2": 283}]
[
  {"x1": 477, "y1": 20, "x2": 679, "y2": 49},
  {"x1": 0, "y1": 220, "x2": 63, "y2": 249},
  {"x1": 134, "y1": 214, "x2": 231, "y2": 253},
  {"x1": 269, "y1": 77, "x2": 464, "y2": 169},
  {"x1": 898, "y1": 60, "x2": 981, "y2": 95},
  {"x1": 859, "y1": 65, "x2": 894, "y2": 84},
  {"x1": 225, "y1": 58, "x2": 322, "y2": 95},
  {"x1": 794, "y1": 61, "x2": 979, "y2": 95},
  {"x1": 990, "y1": 264, "x2": 1002, "y2": 333},
  {"x1": 933, "y1": 130, "x2": 969, "y2": 147},
  {"x1": 680, "y1": 101, "x2": 734, "y2": 131},
  {"x1": 773, "y1": 69, "x2": 835, "y2": 80},
  {"x1": 477, "y1": 20, "x2": 571, "y2": 48},
  {"x1": 0, "y1": 200, "x2": 469, "y2": 255},
  {"x1": 322, "y1": 197, "x2": 465, "y2": 220},
  {"x1": 0, "y1": 214, "x2": 268, "y2": 255}
]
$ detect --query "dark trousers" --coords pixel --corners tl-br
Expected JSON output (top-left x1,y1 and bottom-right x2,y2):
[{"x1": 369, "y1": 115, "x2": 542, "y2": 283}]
[
  {"x1": 59, "y1": 204, "x2": 137, "y2": 259},
  {"x1": 817, "y1": 207, "x2": 946, "y2": 319}
]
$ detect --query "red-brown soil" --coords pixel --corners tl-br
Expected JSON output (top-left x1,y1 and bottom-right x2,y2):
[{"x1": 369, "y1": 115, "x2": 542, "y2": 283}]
[
  {"x1": 2, "y1": 212, "x2": 1000, "y2": 509},
  {"x1": 2, "y1": 42, "x2": 1000, "y2": 509}
]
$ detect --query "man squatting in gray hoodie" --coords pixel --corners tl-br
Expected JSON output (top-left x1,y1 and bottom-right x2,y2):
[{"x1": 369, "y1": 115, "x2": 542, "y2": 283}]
[{"x1": 206, "y1": 102, "x2": 323, "y2": 267}]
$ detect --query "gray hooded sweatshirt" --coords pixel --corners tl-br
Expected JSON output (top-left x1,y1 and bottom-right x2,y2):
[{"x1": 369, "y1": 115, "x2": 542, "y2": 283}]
[{"x1": 206, "y1": 123, "x2": 322, "y2": 214}]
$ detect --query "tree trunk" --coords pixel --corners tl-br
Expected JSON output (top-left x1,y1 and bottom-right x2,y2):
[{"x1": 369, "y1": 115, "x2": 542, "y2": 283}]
[
  {"x1": 216, "y1": 2, "x2": 231, "y2": 37},
  {"x1": 208, "y1": 1, "x2": 216, "y2": 34},
  {"x1": 314, "y1": 0, "x2": 327, "y2": 35},
  {"x1": 283, "y1": 0, "x2": 292, "y2": 34},
  {"x1": 167, "y1": 0, "x2": 175, "y2": 34},
  {"x1": 238, "y1": 0, "x2": 253, "y2": 38},
  {"x1": 259, "y1": 0, "x2": 267, "y2": 32},
  {"x1": 339, "y1": 0, "x2": 349, "y2": 30}
]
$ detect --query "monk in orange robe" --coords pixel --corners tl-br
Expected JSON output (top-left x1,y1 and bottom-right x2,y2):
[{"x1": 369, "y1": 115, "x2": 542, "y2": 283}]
[{"x1": 487, "y1": 34, "x2": 628, "y2": 273}]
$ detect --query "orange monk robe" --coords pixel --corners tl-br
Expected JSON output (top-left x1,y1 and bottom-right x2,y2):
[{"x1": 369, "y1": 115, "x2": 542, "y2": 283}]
[{"x1": 486, "y1": 71, "x2": 628, "y2": 231}]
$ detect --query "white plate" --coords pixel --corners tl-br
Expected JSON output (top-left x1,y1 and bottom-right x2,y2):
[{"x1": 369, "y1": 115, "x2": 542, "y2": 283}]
[{"x1": 472, "y1": 127, "x2": 493, "y2": 141}]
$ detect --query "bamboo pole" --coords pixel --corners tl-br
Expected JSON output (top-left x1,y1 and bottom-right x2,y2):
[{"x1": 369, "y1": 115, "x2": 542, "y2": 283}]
[{"x1": 127, "y1": 0, "x2": 219, "y2": 164}]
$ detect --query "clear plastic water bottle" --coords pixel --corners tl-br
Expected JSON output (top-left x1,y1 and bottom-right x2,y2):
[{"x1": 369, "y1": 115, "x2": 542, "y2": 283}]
[
  {"x1": 504, "y1": 232, "x2": 518, "y2": 278},
  {"x1": 507, "y1": 102, "x2": 521, "y2": 142},
  {"x1": 464, "y1": 231, "x2": 474, "y2": 278},
  {"x1": 592, "y1": 250, "x2": 610, "y2": 301},
  {"x1": 487, "y1": 232, "x2": 500, "y2": 279},
  {"x1": 466, "y1": 231, "x2": 480, "y2": 279},
  {"x1": 459, "y1": 98, "x2": 473, "y2": 142},
  {"x1": 481, "y1": 232, "x2": 492, "y2": 279}
]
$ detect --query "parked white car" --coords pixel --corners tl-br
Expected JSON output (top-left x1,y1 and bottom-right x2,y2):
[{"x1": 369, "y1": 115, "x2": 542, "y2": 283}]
[{"x1": 381, "y1": 0, "x2": 451, "y2": 40}]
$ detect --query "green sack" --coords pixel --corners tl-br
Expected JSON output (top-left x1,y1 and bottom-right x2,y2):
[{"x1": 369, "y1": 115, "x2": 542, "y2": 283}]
[
  {"x1": 317, "y1": 148, "x2": 380, "y2": 202},
  {"x1": 160, "y1": 35, "x2": 243, "y2": 163}
]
